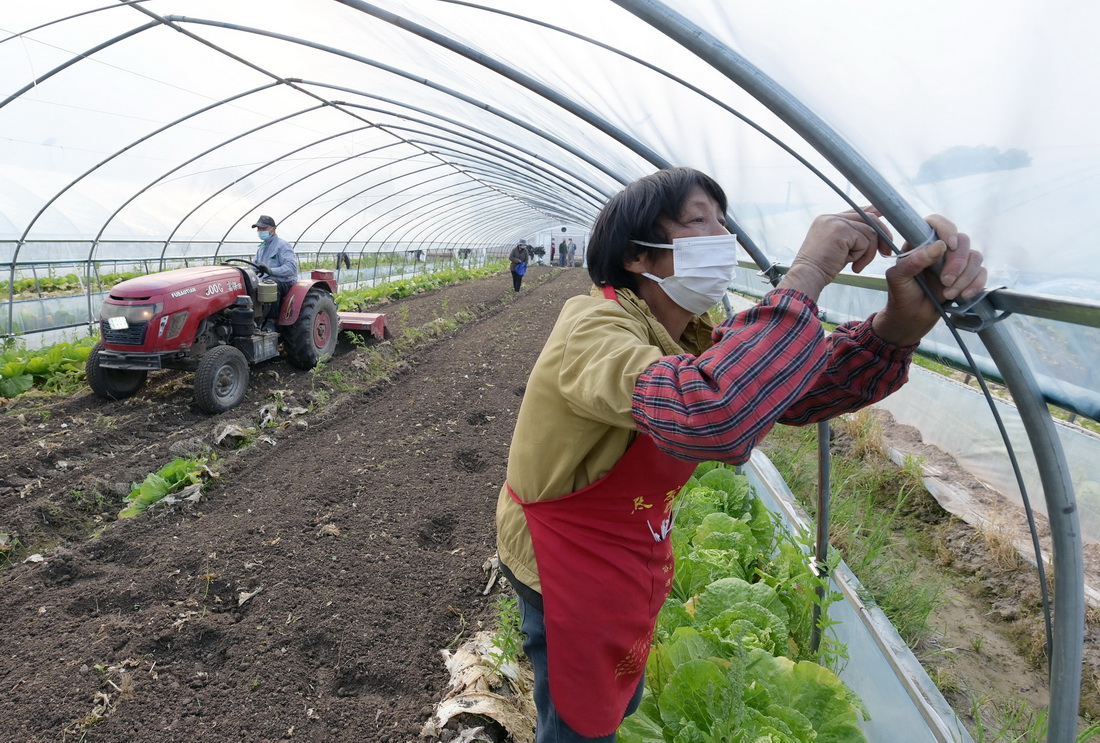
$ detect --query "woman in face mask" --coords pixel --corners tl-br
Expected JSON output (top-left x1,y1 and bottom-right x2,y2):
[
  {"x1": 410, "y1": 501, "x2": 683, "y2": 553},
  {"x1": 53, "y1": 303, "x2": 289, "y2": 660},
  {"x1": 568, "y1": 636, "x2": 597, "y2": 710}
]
[{"x1": 495, "y1": 166, "x2": 985, "y2": 743}]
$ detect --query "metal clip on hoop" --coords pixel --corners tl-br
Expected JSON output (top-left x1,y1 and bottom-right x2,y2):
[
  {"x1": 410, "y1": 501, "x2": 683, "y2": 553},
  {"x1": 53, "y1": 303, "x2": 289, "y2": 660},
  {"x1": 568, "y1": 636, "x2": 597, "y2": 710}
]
[
  {"x1": 756, "y1": 262, "x2": 783, "y2": 286},
  {"x1": 941, "y1": 287, "x2": 1011, "y2": 332}
]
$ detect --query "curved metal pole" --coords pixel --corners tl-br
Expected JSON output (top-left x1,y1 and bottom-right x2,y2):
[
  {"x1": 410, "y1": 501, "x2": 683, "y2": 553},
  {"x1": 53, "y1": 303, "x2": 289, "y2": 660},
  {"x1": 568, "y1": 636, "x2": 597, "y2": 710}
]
[
  {"x1": 2, "y1": 19, "x2": 159, "y2": 268},
  {"x1": 333, "y1": 0, "x2": 671, "y2": 166},
  {"x1": 402, "y1": 145, "x2": 594, "y2": 222},
  {"x1": 390, "y1": 201, "x2": 522, "y2": 255},
  {"x1": 367, "y1": 191, "x2": 516, "y2": 254},
  {"x1": 20, "y1": 82, "x2": 283, "y2": 247},
  {"x1": 405, "y1": 197, "x2": 513, "y2": 257},
  {"x1": 313, "y1": 167, "x2": 458, "y2": 247},
  {"x1": 429, "y1": 209, "x2": 534, "y2": 258},
  {"x1": 224, "y1": 151, "x2": 432, "y2": 254},
  {"x1": 386, "y1": 125, "x2": 605, "y2": 210},
  {"x1": 316, "y1": 187, "x2": 498, "y2": 264},
  {"x1": 354, "y1": 190, "x2": 507, "y2": 262},
  {"x1": 320, "y1": 93, "x2": 614, "y2": 204},
  {"x1": 167, "y1": 128, "x2": 393, "y2": 251},
  {"x1": 161, "y1": 16, "x2": 641, "y2": 192},
  {"x1": 395, "y1": 129, "x2": 605, "y2": 213},
  {"x1": 333, "y1": 0, "x2": 776, "y2": 273},
  {"x1": 429, "y1": 161, "x2": 592, "y2": 227},
  {"x1": 0, "y1": 21, "x2": 158, "y2": 111},
  {"x1": 421, "y1": 145, "x2": 598, "y2": 223},
  {"x1": 88, "y1": 104, "x2": 327, "y2": 248},
  {"x1": 613, "y1": 1, "x2": 1084, "y2": 737},
  {"x1": 402, "y1": 198, "x2": 519, "y2": 252},
  {"x1": 462, "y1": 217, "x2": 534, "y2": 261},
  {"x1": 0, "y1": 0, "x2": 144, "y2": 45},
  {"x1": 345, "y1": 185, "x2": 494, "y2": 254},
  {"x1": 391, "y1": 193, "x2": 511, "y2": 251},
  {"x1": 431, "y1": 210, "x2": 512, "y2": 259},
  {"x1": 433, "y1": 0, "x2": 885, "y2": 272}
]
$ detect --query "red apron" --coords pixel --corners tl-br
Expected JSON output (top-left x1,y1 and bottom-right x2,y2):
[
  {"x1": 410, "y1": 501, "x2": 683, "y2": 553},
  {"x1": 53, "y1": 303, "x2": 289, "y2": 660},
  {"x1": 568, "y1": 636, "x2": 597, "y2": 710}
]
[{"x1": 508, "y1": 286, "x2": 697, "y2": 737}]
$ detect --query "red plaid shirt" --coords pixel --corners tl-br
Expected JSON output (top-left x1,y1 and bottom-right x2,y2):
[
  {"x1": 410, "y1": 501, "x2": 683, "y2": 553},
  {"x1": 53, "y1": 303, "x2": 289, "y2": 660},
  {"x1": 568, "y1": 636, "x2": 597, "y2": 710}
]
[{"x1": 632, "y1": 288, "x2": 915, "y2": 463}]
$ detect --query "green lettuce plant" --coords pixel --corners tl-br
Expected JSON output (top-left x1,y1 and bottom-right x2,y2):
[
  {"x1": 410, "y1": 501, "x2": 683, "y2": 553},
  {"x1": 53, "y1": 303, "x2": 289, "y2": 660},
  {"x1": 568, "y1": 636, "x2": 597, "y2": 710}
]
[{"x1": 619, "y1": 464, "x2": 865, "y2": 743}]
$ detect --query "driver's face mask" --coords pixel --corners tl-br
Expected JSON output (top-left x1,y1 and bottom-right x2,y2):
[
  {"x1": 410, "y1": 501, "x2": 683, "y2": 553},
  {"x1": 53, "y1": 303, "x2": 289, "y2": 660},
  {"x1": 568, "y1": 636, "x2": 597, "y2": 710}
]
[
  {"x1": 631, "y1": 233, "x2": 739, "y2": 315},
  {"x1": 258, "y1": 231, "x2": 271, "y2": 241}
]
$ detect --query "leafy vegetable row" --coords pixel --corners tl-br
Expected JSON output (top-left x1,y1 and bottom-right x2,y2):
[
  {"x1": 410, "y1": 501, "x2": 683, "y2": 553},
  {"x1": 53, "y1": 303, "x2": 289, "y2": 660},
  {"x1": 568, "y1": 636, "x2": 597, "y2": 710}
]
[{"x1": 618, "y1": 463, "x2": 867, "y2": 743}]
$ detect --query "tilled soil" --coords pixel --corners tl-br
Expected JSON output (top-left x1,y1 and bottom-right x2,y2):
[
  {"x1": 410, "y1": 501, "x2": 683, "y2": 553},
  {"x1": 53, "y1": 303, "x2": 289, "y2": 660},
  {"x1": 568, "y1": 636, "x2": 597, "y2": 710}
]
[
  {"x1": 0, "y1": 265, "x2": 1095, "y2": 742},
  {"x1": 0, "y1": 266, "x2": 580, "y2": 743}
]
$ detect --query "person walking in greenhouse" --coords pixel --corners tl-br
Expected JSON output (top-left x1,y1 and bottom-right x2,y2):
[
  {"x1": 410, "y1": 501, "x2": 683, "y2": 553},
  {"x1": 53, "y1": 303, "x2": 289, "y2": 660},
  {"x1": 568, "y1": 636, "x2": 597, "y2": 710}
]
[
  {"x1": 509, "y1": 240, "x2": 531, "y2": 292},
  {"x1": 494, "y1": 166, "x2": 986, "y2": 742},
  {"x1": 559, "y1": 237, "x2": 569, "y2": 267},
  {"x1": 567, "y1": 238, "x2": 577, "y2": 267},
  {"x1": 251, "y1": 214, "x2": 299, "y2": 331}
]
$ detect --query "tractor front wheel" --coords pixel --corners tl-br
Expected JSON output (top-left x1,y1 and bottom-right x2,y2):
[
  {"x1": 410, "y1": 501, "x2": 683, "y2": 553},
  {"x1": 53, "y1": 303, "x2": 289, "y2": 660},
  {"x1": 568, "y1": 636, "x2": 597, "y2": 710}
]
[
  {"x1": 194, "y1": 345, "x2": 250, "y2": 414},
  {"x1": 284, "y1": 288, "x2": 338, "y2": 369},
  {"x1": 86, "y1": 341, "x2": 147, "y2": 400}
]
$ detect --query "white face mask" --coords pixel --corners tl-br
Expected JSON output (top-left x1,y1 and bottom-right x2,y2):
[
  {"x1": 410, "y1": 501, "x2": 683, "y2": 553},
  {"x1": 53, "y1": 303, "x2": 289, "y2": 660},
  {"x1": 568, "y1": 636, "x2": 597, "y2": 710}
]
[{"x1": 632, "y1": 233, "x2": 739, "y2": 315}]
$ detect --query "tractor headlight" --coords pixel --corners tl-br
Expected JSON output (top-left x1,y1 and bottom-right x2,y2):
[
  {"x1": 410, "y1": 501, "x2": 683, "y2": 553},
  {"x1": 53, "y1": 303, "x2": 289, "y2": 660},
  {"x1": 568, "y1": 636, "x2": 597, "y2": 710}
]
[{"x1": 100, "y1": 303, "x2": 161, "y2": 329}]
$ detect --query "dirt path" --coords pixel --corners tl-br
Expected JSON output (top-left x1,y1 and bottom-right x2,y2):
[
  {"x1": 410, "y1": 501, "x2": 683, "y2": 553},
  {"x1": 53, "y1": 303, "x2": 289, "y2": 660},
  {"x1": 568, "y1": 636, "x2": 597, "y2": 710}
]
[
  {"x1": 0, "y1": 265, "x2": 1094, "y2": 741},
  {"x1": 0, "y1": 266, "x2": 586, "y2": 742}
]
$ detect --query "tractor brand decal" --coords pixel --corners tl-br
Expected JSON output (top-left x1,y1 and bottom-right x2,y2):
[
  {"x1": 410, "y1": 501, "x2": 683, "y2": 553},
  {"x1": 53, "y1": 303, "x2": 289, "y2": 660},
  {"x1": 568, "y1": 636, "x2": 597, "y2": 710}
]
[
  {"x1": 170, "y1": 287, "x2": 196, "y2": 298},
  {"x1": 204, "y1": 283, "x2": 225, "y2": 296},
  {"x1": 227, "y1": 280, "x2": 243, "y2": 291}
]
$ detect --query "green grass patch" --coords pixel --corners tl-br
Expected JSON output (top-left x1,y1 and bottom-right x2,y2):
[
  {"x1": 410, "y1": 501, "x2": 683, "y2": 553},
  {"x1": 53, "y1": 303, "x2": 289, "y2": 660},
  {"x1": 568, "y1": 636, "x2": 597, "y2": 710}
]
[{"x1": 758, "y1": 413, "x2": 945, "y2": 648}]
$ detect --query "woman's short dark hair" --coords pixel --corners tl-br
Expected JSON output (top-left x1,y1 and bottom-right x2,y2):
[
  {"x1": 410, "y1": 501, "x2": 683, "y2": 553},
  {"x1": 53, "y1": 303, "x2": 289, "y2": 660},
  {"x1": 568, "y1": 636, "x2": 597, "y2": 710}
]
[{"x1": 586, "y1": 167, "x2": 727, "y2": 291}]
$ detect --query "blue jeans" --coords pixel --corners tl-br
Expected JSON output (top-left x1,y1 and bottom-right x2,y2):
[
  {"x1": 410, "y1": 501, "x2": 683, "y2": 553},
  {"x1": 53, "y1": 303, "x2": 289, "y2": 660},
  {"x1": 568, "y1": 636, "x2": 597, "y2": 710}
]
[{"x1": 518, "y1": 594, "x2": 645, "y2": 742}]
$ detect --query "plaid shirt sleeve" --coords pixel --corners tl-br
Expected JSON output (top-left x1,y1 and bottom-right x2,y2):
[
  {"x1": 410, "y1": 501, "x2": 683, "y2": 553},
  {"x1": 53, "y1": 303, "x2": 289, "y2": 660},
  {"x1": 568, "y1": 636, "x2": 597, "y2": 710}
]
[{"x1": 631, "y1": 288, "x2": 916, "y2": 464}]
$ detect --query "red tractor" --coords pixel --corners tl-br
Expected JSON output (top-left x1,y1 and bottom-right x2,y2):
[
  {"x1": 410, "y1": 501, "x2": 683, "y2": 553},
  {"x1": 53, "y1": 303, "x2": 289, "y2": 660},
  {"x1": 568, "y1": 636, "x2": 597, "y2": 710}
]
[{"x1": 86, "y1": 259, "x2": 386, "y2": 413}]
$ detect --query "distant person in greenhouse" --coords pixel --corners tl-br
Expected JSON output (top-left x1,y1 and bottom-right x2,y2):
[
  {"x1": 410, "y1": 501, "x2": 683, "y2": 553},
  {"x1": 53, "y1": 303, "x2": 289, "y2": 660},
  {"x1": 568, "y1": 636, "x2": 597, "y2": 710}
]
[
  {"x1": 558, "y1": 237, "x2": 568, "y2": 267},
  {"x1": 251, "y1": 215, "x2": 299, "y2": 331},
  {"x1": 494, "y1": 166, "x2": 987, "y2": 742},
  {"x1": 509, "y1": 240, "x2": 531, "y2": 293},
  {"x1": 336, "y1": 250, "x2": 351, "y2": 269},
  {"x1": 567, "y1": 238, "x2": 577, "y2": 267}
]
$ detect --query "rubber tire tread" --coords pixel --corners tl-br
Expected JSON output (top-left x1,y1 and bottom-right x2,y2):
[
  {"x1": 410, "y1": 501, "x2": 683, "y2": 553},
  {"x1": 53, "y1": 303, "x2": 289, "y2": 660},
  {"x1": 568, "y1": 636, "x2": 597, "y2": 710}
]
[
  {"x1": 283, "y1": 289, "x2": 338, "y2": 370},
  {"x1": 86, "y1": 341, "x2": 147, "y2": 400},
  {"x1": 193, "y1": 344, "x2": 250, "y2": 414}
]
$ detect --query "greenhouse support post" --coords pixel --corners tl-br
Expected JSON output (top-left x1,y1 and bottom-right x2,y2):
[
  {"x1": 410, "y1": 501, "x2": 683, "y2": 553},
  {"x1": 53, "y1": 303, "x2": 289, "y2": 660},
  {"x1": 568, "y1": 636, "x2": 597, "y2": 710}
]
[{"x1": 811, "y1": 420, "x2": 832, "y2": 654}]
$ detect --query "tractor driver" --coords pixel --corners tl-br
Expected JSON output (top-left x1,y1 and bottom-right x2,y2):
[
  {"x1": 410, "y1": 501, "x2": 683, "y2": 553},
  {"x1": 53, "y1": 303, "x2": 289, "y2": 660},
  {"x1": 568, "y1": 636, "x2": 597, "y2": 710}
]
[{"x1": 251, "y1": 215, "x2": 300, "y2": 332}]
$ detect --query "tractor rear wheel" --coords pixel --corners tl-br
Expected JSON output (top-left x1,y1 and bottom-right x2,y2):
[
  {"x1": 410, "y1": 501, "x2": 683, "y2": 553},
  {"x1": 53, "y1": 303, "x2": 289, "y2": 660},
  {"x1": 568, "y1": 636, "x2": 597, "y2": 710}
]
[
  {"x1": 284, "y1": 288, "x2": 338, "y2": 369},
  {"x1": 194, "y1": 345, "x2": 249, "y2": 413},
  {"x1": 86, "y1": 341, "x2": 147, "y2": 400}
]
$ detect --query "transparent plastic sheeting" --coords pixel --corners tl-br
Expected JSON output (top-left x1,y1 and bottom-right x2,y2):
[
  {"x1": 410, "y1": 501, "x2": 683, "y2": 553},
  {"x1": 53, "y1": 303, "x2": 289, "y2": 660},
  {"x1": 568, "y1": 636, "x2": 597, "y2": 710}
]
[
  {"x1": 2, "y1": 1, "x2": 1098, "y2": 283},
  {"x1": 745, "y1": 450, "x2": 974, "y2": 743},
  {"x1": 4, "y1": 0, "x2": 1098, "y2": 418},
  {"x1": 875, "y1": 368, "x2": 1100, "y2": 547}
]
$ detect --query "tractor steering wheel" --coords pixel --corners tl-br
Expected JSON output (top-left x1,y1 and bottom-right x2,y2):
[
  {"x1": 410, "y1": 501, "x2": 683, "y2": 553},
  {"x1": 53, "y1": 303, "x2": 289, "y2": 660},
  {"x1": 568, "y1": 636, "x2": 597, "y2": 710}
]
[{"x1": 223, "y1": 258, "x2": 262, "y2": 271}]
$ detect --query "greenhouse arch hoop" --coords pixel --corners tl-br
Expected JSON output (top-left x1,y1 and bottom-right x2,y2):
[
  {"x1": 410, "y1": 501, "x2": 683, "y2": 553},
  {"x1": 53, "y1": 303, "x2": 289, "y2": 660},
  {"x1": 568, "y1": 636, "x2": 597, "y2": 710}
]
[{"x1": 608, "y1": 1, "x2": 1084, "y2": 737}]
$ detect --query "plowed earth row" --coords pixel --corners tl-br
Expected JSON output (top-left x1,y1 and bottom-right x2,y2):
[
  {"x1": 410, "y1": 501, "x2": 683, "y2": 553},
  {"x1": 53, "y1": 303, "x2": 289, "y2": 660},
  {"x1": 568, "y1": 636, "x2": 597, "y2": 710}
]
[{"x1": 0, "y1": 266, "x2": 582, "y2": 742}]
